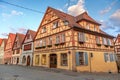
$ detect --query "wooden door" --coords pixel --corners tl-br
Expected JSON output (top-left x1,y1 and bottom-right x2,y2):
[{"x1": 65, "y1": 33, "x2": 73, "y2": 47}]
[{"x1": 50, "y1": 54, "x2": 57, "y2": 68}]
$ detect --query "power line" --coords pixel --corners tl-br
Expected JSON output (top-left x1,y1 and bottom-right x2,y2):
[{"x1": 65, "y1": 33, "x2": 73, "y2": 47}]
[{"x1": 0, "y1": 0, "x2": 45, "y2": 14}]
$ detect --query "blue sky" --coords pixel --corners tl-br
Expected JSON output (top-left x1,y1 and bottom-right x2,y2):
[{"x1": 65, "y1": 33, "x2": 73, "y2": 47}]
[{"x1": 0, "y1": 0, "x2": 120, "y2": 38}]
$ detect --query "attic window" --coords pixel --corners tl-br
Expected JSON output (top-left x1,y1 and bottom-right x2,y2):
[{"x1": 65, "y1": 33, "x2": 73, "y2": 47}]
[
  {"x1": 86, "y1": 24, "x2": 90, "y2": 29},
  {"x1": 63, "y1": 20, "x2": 69, "y2": 26},
  {"x1": 42, "y1": 26, "x2": 46, "y2": 33},
  {"x1": 53, "y1": 21, "x2": 58, "y2": 29}
]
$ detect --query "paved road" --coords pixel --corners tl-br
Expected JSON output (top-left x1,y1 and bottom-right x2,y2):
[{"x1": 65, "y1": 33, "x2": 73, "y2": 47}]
[{"x1": 0, "y1": 64, "x2": 119, "y2": 80}]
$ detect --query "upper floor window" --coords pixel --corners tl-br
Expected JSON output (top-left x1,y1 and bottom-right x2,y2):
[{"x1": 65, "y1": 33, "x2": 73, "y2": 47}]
[
  {"x1": 96, "y1": 36, "x2": 100, "y2": 44},
  {"x1": 56, "y1": 35, "x2": 60, "y2": 44},
  {"x1": 78, "y1": 32, "x2": 85, "y2": 43},
  {"x1": 94, "y1": 25, "x2": 97, "y2": 31},
  {"x1": 63, "y1": 20, "x2": 69, "y2": 26},
  {"x1": 42, "y1": 26, "x2": 46, "y2": 33},
  {"x1": 40, "y1": 40, "x2": 43, "y2": 47},
  {"x1": 107, "y1": 39, "x2": 112, "y2": 46},
  {"x1": 16, "y1": 49, "x2": 20, "y2": 54},
  {"x1": 61, "y1": 33, "x2": 65, "y2": 43},
  {"x1": 86, "y1": 23, "x2": 90, "y2": 29},
  {"x1": 48, "y1": 37, "x2": 52, "y2": 45},
  {"x1": 24, "y1": 44, "x2": 32, "y2": 51},
  {"x1": 102, "y1": 37, "x2": 107, "y2": 45},
  {"x1": 43, "y1": 39, "x2": 46, "y2": 47},
  {"x1": 53, "y1": 21, "x2": 58, "y2": 29}
]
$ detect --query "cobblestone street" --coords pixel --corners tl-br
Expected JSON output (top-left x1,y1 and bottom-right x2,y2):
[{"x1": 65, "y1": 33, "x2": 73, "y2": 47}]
[{"x1": 0, "y1": 64, "x2": 119, "y2": 80}]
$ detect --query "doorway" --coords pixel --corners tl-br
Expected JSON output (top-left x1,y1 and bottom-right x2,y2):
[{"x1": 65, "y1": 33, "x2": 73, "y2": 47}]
[
  {"x1": 50, "y1": 54, "x2": 57, "y2": 68},
  {"x1": 27, "y1": 56, "x2": 30, "y2": 66},
  {"x1": 16, "y1": 58, "x2": 19, "y2": 64}
]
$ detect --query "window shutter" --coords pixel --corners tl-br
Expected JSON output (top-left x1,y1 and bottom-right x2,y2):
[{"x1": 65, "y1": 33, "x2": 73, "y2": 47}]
[
  {"x1": 110, "y1": 54, "x2": 114, "y2": 62},
  {"x1": 84, "y1": 52, "x2": 88, "y2": 65},
  {"x1": 114, "y1": 54, "x2": 118, "y2": 61},
  {"x1": 76, "y1": 52, "x2": 80, "y2": 66},
  {"x1": 104, "y1": 53, "x2": 107, "y2": 62}
]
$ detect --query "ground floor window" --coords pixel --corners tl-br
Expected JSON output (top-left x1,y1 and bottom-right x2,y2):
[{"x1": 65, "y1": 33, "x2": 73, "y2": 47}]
[
  {"x1": 22, "y1": 56, "x2": 26, "y2": 64},
  {"x1": 76, "y1": 52, "x2": 88, "y2": 66},
  {"x1": 41, "y1": 55, "x2": 46, "y2": 65},
  {"x1": 104, "y1": 53, "x2": 116, "y2": 62},
  {"x1": 61, "y1": 53, "x2": 68, "y2": 66},
  {"x1": 35, "y1": 55, "x2": 39, "y2": 65}
]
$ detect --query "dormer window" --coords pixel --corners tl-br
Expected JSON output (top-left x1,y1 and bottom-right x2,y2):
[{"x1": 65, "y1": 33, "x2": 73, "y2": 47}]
[
  {"x1": 63, "y1": 20, "x2": 69, "y2": 26},
  {"x1": 53, "y1": 21, "x2": 58, "y2": 29},
  {"x1": 42, "y1": 27, "x2": 46, "y2": 33}
]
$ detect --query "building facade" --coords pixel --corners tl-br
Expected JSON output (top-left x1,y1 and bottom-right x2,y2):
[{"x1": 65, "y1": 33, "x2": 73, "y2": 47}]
[
  {"x1": 4, "y1": 33, "x2": 16, "y2": 64},
  {"x1": 33, "y1": 7, "x2": 118, "y2": 73},
  {"x1": 12, "y1": 33, "x2": 25, "y2": 65},
  {"x1": 115, "y1": 34, "x2": 120, "y2": 72},
  {"x1": 20, "y1": 30, "x2": 36, "y2": 66},
  {"x1": 0, "y1": 39, "x2": 7, "y2": 64}
]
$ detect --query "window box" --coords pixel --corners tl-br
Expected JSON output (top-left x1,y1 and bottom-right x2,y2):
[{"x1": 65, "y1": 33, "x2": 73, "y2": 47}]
[
  {"x1": 55, "y1": 43, "x2": 60, "y2": 46},
  {"x1": 110, "y1": 45, "x2": 114, "y2": 48},
  {"x1": 60, "y1": 42, "x2": 65, "y2": 45},
  {"x1": 96, "y1": 43, "x2": 101, "y2": 46},
  {"x1": 47, "y1": 44, "x2": 52, "y2": 47},
  {"x1": 35, "y1": 46, "x2": 43, "y2": 49},
  {"x1": 104, "y1": 44, "x2": 109, "y2": 47},
  {"x1": 42, "y1": 46, "x2": 46, "y2": 48}
]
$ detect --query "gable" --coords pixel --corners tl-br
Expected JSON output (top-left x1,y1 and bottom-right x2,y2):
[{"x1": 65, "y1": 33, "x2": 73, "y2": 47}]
[{"x1": 24, "y1": 31, "x2": 32, "y2": 43}]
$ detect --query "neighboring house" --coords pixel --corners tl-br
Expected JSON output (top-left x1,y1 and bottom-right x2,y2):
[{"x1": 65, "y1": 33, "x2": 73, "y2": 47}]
[
  {"x1": 115, "y1": 34, "x2": 120, "y2": 72},
  {"x1": 33, "y1": 7, "x2": 118, "y2": 73},
  {"x1": 20, "y1": 30, "x2": 36, "y2": 66},
  {"x1": 0, "y1": 39, "x2": 7, "y2": 64},
  {"x1": 12, "y1": 33, "x2": 25, "y2": 65},
  {"x1": 4, "y1": 33, "x2": 16, "y2": 64}
]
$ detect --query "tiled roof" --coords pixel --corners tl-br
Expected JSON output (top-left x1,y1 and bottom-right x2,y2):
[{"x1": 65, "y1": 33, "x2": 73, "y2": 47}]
[
  {"x1": 75, "y1": 12, "x2": 101, "y2": 25},
  {"x1": 0, "y1": 38, "x2": 2, "y2": 46},
  {"x1": 16, "y1": 33, "x2": 25, "y2": 45},
  {"x1": 29, "y1": 29, "x2": 36, "y2": 39}
]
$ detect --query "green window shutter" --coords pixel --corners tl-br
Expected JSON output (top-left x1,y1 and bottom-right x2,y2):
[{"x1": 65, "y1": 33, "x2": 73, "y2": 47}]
[
  {"x1": 84, "y1": 52, "x2": 88, "y2": 65},
  {"x1": 76, "y1": 52, "x2": 80, "y2": 66},
  {"x1": 104, "y1": 53, "x2": 107, "y2": 62}
]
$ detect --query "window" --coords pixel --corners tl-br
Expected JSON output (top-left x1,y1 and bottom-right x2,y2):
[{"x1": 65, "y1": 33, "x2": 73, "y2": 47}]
[
  {"x1": 41, "y1": 55, "x2": 46, "y2": 65},
  {"x1": 63, "y1": 20, "x2": 69, "y2": 26},
  {"x1": 26, "y1": 34, "x2": 30, "y2": 39},
  {"x1": 104, "y1": 53, "x2": 115, "y2": 62},
  {"x1": 42, "y1": 39, "x2": 46, "y2": 47},
  {"x1": 61, "y1": 53, "x2": 68, "y2": 66},
  {"x1": 76, "y1": 52, "x2": 88, "y2": 66},
  {"x1": 53, "y1": 21, "x2": 58, "y2": 29},
  {"x1": 16, "y1": 49, "x2": 20, "y2": 54},
  {"x1": 40, "y1": 40, "x2": 43, "y2": 47},
  {"x1": 56, "y1": 35, "x2": 60, "y2": 44},
  {"x1": 61, "y1": 33, "x2": 65, "y2": 43},
  {"x1": 14, "y1": 42, "x2": 17, "y2": 47},
  {"x1": 78, "y1": 32, "x2": 85, "y2": 42},
  {"x1": 35, "y1": 55, "x2": 39, "y2": 65},
  {"x1": 24, "y1": 44, "x2": 32, "y2": 51},
  {"x1": 107, "y1": 39, "x2": 111, "y2": 46},
  {"x1": 86, "y1": 24, "x2": 90, "y2": 29},
  {"x1": 48, "y1": 37, "x2": 52, "y2": 45},
  {"x1": 117, "y1": 48, "x2": 120, "y2": 52},
  {"x1": 94, "y1": 26, "x2": 97, "y2": 31},
  {"x1": 96, "y1": 36, "x2": 100, "y2": 44},
  {"x1": 102, "y1": 37, "x2": 107, "y2": 45},
  {"x1": 42, "y1": 27, "x2": 46, "y2": 33}
]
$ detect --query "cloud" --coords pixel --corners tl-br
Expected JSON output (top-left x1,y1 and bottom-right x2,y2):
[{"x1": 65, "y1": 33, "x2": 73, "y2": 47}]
[
  {"x1": 99, "y1": 0, "x2": 118, "y2": 15},
  {"x1": 67, "y1": 0, "x2": 86, "y2": 16},
  {"x1": 110, "y1": 9, "x2": 120, "y2": 27},
  {"x1": 1, "y1": 10, "x2": 23, "y2": 19},
  {"x1": 1, "y1": 33, "x2": 9, "y2": 37},
  {"x1": 9, "y1": 27, "x2": 27, "y2": 34},
  {"x1": 11, "y1": 10, "x2": 23, "y2": 16}
]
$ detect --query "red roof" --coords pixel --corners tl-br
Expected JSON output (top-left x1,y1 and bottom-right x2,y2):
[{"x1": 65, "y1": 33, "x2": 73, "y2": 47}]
[
  {"x1": 0, "y1": 38, "x2": 2, "y2": 46},
  {"x1": 16, "y1": 33, "x2": 25, "y2": 46}
]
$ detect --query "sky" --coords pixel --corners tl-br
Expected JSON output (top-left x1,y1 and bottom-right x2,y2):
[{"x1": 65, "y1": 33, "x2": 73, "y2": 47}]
[{"x1": 0, "y1": 0, "x2": 120, "y2": 38}]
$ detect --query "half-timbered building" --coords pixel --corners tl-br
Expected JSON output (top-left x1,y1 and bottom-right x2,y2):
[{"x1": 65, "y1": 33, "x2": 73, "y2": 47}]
[
  {"x1": 12, "y1": 33, "x2": 25, "y2": 65},
  {"x1": 20, "y1": 30, "x2": 36, "y2": 66},
  {"x1": 4, "y1": 33, "x2": 16, "y2": 64},
  {"x1": 115, "y1": 34, "x2": 120, "y2": 72},
  {"x1": 0, "y1": 39, "x2": 7, "y2": 64},
  {"x1": 33, "y1": 7, "x2": 118, "y2": 73}
]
